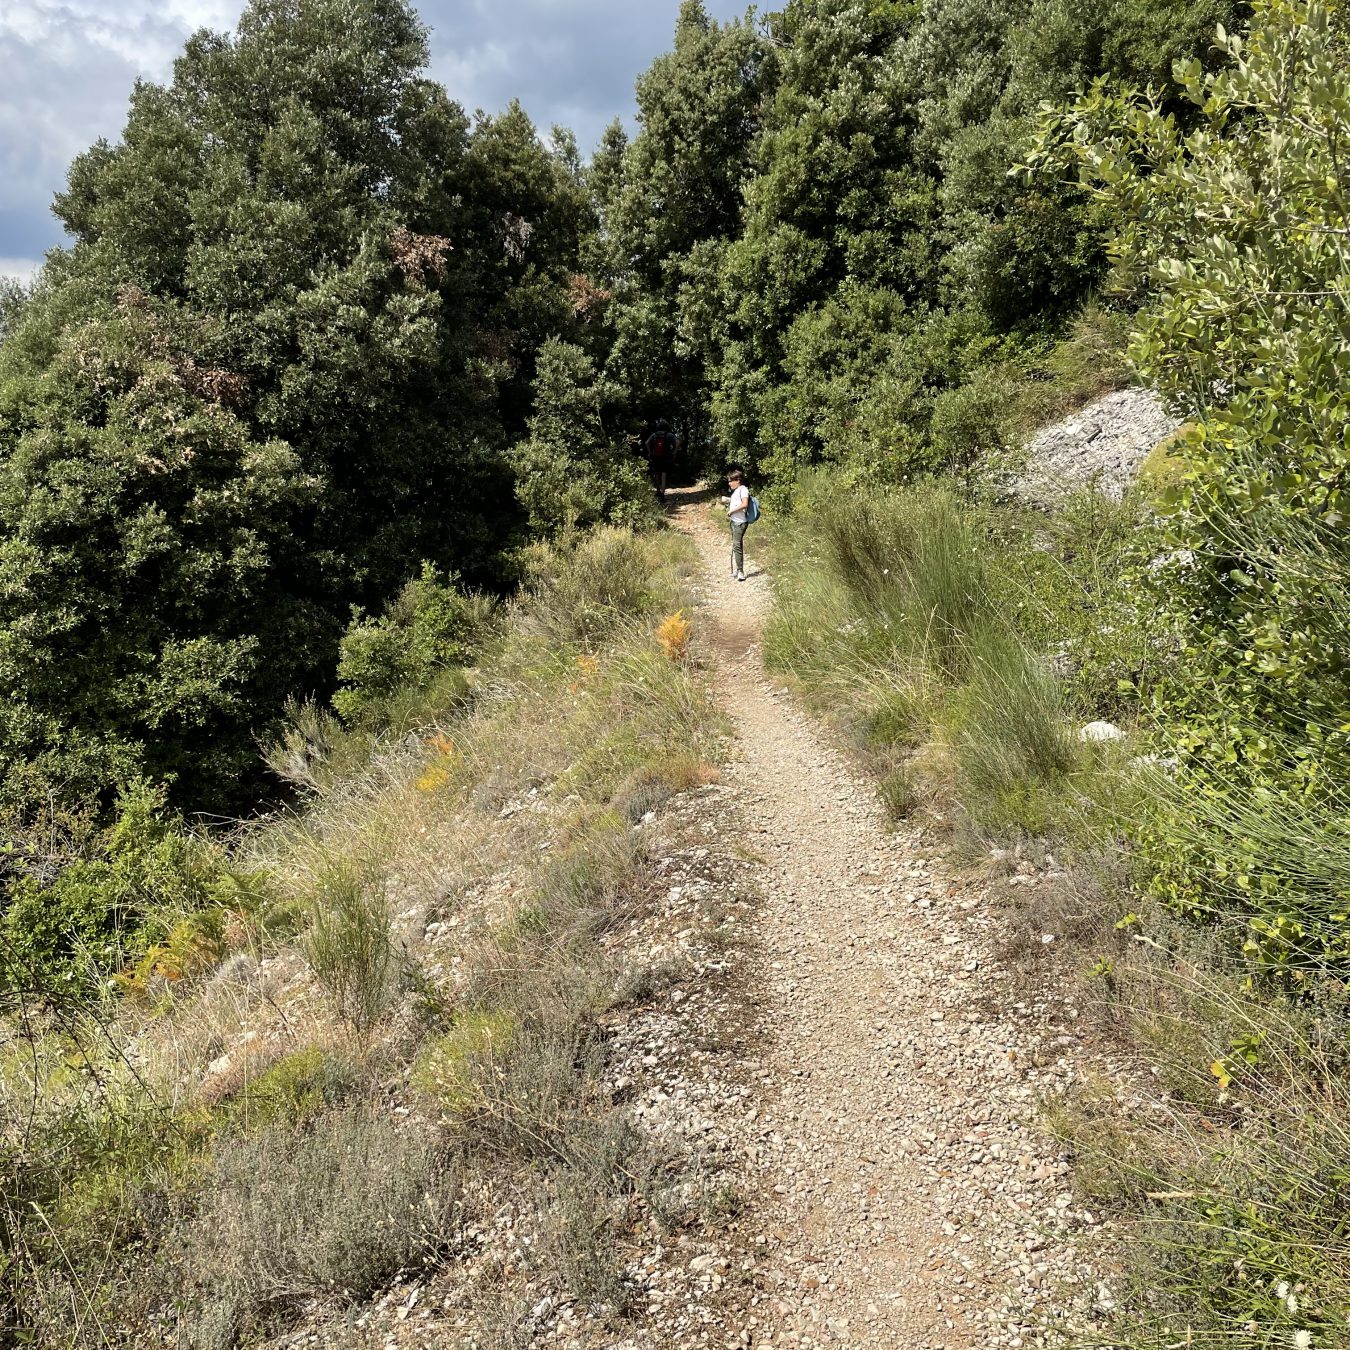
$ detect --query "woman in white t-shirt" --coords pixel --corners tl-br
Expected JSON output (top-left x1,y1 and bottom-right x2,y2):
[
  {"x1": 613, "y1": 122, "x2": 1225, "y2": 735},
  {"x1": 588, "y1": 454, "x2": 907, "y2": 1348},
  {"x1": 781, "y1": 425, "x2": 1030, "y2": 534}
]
[{"x1": 725, "y1": 468, "x2": 749, "y2": 581}]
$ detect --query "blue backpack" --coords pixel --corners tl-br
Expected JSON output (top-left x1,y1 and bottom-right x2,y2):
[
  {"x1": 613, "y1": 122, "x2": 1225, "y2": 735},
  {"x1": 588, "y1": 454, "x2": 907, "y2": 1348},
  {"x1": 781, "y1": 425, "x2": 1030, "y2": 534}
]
[{"x1": 745, "y1": 494, "x2": 761, "y2": 525}]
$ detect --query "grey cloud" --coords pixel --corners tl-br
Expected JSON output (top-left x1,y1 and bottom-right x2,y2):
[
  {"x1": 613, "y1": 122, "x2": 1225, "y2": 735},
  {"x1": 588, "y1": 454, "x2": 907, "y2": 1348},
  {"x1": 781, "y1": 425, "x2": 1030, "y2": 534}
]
[{"x1": 0, "y1": 3, "x2": 203, "y2": 276}]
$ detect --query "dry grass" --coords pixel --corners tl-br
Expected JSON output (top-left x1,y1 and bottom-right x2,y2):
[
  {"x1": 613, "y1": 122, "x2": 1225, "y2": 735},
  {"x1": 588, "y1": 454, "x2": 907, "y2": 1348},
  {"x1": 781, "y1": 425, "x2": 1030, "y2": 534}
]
[
  {"x1": 172, "y1": 1104, "x2": 463, "y2": 1346},
  {"x1": 1047, "y1": 946, "x2": 1350, "y2": 1347},
  {"x1": 0, "y1": 525, "x2": 729, "y2": 1345}
]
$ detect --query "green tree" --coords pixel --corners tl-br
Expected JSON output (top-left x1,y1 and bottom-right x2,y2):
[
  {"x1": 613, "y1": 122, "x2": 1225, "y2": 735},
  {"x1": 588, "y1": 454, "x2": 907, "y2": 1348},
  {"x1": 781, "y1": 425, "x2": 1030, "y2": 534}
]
[
  {"x1": 0, "y1": 0, "x2": 590, "y2": 810},
  {"x1": 711, "y1": 0, "x2": 940, "y2": 476},
  {"x1": 604, "y1": 1, "x2": 769, "y2": 446},
  {"x1": 0, "y1": 287, "x2": 318, "y2": 803},
  {"x1": 513, "y1": 338, "x2": 650, "y2": 535},
  {"x1": 1038, "y1": 0, "x2": 1350, "y2": 968}
]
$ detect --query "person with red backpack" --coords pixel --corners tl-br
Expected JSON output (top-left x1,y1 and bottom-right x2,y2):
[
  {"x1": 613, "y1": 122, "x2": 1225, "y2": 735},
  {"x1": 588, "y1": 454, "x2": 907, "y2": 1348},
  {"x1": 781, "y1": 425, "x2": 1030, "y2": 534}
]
[{"x1": 645, "y1": 420, "x2": 672, "y2": 497}]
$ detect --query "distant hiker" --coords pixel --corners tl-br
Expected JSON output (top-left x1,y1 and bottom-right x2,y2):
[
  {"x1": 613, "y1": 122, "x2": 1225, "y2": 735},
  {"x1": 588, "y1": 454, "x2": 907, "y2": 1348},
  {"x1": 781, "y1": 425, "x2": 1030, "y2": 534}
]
[
  {"x1": 725, "y1": 467, "x2": 751, "y2": 581},
  {"x1": 645, "y1": 421, "x2": 672, "y2": 497}
]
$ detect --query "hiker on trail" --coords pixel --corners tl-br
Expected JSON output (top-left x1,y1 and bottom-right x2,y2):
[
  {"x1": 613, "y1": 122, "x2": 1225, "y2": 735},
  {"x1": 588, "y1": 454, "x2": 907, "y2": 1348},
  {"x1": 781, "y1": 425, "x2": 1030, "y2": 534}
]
[
  {"x1": 725, "y1": 467, "x2": 752, "y2": 582},
  {"x1": 645, "y1": 420, "x2": 672, "y2": 497}
]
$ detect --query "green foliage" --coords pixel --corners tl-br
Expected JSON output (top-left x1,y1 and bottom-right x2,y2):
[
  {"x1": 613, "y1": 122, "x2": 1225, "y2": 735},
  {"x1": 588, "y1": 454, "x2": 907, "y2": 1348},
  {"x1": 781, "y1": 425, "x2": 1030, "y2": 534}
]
[
  {"x1": 600, "y1": 0, "x2": 1245, "y2": 491},
  {"x1": 513, "y1": 338, "x2": 652, "y2": 534},
  {"x1": 300, "y1": 858, "x2": 400, "y2": 1042},
  {"x1": 951, "y1": 632, "x2": 1081, "y2": 835},
  {"x1": 519, "y1": 526, "x2": 669, "y2": 646},
  {"x1": 1038, "y1": 0, "x2": 1350, "y2": 970},
  {"x1": 0, "y1": 0, "x2": 595, "y2": 814},
  {"x1": 929, "y1": 365, "x2": 1018, "y2": 470},
  {"x1": 412, "y1": 1011, "x2": 517, "y2": 1114},
  {"x1": 712, "y1": 0, "x2": 940, "y2": 475},
  {"x1": 333, "y1": 563, "x2": 494, "y2": 726},
  {"x1": 764, "y1": 476, "x2": 1147, "y2": 840},
  {"x1": 814, "y1": 481, "x2": 994, "y2": 679},
  {"x1": 231, "y1": 1046, "x2": 361, "y2": 1128},
  {"x1": 0, "y1": 781, "x2": 254, "y2": 998},
  {"x1": 602, "y1": 2, "x2": 769, "y2": 436},
  {"x1": 1049, "y1": 967, "x2": 1350, "y2": 1348},
  {"x1": 0, "y1": 1027, "x2": 214, "y2": 1339}
]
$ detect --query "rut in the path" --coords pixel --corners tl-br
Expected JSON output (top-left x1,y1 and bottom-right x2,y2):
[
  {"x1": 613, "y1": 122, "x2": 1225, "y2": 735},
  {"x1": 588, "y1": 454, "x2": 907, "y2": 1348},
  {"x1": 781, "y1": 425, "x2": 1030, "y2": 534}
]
[{"x1": 670, "y1": 489, "x2": 1087, "y2": 1350}]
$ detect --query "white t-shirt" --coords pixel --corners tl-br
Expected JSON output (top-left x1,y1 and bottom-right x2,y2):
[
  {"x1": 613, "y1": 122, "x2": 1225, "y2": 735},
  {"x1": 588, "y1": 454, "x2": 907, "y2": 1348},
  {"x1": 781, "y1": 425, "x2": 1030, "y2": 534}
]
[{"x1": 728, "y1": 485, "x2": 749, "y2": 524}]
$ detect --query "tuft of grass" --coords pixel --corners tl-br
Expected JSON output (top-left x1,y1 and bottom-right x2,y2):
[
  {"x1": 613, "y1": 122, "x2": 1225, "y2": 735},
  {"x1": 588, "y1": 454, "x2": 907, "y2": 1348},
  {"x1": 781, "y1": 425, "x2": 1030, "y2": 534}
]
[
  {"x1": 227, "y1": 1045, "x2": 362, "y2": 1128},
  {"x1": 948, "y1": 630, "x2": 1082, "y2": 836},
  {"x1": 814, "y1": 481, "x2": 991, "y2": 679},
  {"x1": 1051, "y1": 956, "x2": 1350, "y2": 1347},
  {"x1": 300, "y1": 858, "x2": 401, "y2": 1045},
  {"x1": 520, "y1": 525, "x2": 691, "y2": 648},
  {"x1": 1007, "y1": 301, "x2": 1134, "y2": 436},
  {"x1": 877, "y1": 762, "x2": 919, "y2": 821},
  {"x1": 412, "y1": 1011, "x2": 517, "y2": 1115}
]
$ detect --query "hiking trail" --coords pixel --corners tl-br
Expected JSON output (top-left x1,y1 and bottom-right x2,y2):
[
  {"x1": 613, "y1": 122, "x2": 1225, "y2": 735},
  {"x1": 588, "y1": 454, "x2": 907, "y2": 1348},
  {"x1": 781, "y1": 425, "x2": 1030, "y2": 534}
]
[{"x1": 667, "y1": 488, "x2": 1097, "y2": 1350}]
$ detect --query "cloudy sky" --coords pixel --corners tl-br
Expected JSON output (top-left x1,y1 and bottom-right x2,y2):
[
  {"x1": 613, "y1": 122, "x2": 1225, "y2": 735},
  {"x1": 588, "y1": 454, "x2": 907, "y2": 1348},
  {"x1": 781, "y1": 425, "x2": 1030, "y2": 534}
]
[{"x1": 0, "y1": 0, "x2": 750, "y2": 282}]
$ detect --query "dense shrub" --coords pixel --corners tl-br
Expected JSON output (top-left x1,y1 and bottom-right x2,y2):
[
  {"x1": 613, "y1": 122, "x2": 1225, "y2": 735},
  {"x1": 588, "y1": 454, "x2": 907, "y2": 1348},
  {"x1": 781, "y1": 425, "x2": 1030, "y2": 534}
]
[
  {"x1": 174, "y1": 1105, "x2": 462, "y2": 1341},
  {"x1": 333, "y1": 563, "x2": 495, "y2": 727},
  {"x1": 0, "y1": 782, "x2": 256, "y2": 999},
  {"x1": 513, "y1": 338, "x2": 652, "y2": 535},
  {"x1": 1040, "y1": 0, "x2": 1350, "y2": 971}
]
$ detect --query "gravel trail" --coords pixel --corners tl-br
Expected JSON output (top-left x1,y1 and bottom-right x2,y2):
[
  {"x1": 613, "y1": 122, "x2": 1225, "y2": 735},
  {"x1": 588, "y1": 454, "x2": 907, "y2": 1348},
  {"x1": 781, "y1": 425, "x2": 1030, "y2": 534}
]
[{"x1": 670, "y1": 492, "x2": 1097, "y2": 1350}]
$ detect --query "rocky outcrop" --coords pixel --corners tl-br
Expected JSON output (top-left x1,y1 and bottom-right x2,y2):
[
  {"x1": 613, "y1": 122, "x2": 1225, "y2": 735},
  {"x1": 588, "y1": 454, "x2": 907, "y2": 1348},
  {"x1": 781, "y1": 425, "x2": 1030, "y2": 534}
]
[{"x1": 1015, "y1": 387, "x2": 1183, "y2": 503}]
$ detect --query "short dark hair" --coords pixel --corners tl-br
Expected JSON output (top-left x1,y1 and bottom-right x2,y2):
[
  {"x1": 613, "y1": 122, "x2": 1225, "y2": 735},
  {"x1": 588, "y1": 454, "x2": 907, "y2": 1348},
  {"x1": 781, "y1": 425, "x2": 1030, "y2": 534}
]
[{"x1": 726, "y1": 466, "x2": 744, "y2": 483}]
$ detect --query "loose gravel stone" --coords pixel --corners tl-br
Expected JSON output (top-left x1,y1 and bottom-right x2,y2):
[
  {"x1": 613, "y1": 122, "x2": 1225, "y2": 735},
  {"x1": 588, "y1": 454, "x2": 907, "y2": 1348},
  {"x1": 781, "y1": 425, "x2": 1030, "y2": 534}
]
[{"x1": 672, "y1": 496, "x2": 1100, "y2": 1349}]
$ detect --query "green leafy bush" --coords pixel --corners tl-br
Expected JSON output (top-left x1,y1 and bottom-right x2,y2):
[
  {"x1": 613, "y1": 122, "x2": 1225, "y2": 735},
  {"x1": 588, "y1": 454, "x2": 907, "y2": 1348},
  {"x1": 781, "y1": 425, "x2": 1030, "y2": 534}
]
[
  {"x1": 333, "y1": 563, "x2": 494, "y2": 727},
  {"x1": 929, "y1": 365, "x2": 1019, "y2": 470},
  {"x1": 1039, "y1": 0, "x2": 1350, "y2": 970},
  {"x1": 1, "y1": 782, "x2": 256, "y2": 999},
  {"x1": 513, "y1": 338, "x2": 653, "y2": 535}
]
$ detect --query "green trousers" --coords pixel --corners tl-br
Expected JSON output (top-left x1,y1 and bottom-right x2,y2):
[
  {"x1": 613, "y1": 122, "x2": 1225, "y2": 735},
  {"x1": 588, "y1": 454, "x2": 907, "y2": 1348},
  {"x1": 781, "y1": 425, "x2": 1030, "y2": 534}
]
[{"x1": 730, "y1": 520, "x2": 747, "y2": 575}]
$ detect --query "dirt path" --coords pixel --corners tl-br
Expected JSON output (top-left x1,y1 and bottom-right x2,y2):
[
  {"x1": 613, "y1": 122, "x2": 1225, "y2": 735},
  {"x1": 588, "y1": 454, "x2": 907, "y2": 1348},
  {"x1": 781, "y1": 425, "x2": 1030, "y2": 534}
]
[{"x1": 669, "y1": 490, "x2": 1093, "y2": 1350}]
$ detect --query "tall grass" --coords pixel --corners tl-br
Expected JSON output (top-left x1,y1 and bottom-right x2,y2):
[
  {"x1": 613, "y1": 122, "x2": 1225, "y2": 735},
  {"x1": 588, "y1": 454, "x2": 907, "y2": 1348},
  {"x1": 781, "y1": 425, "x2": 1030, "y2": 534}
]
[
  {"x1": 953, "y1": 631, "x2": 1081, "y2": 834},
  {"x1": 813, "y1": 483, "x2": 991, "y2": 678},
  {"x1": 1053, "y1": 955, "x2": 1350, "y2": 1348},
  {"x1": 764, "y1": 474, "x2": 1128, "y2": 837}
]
